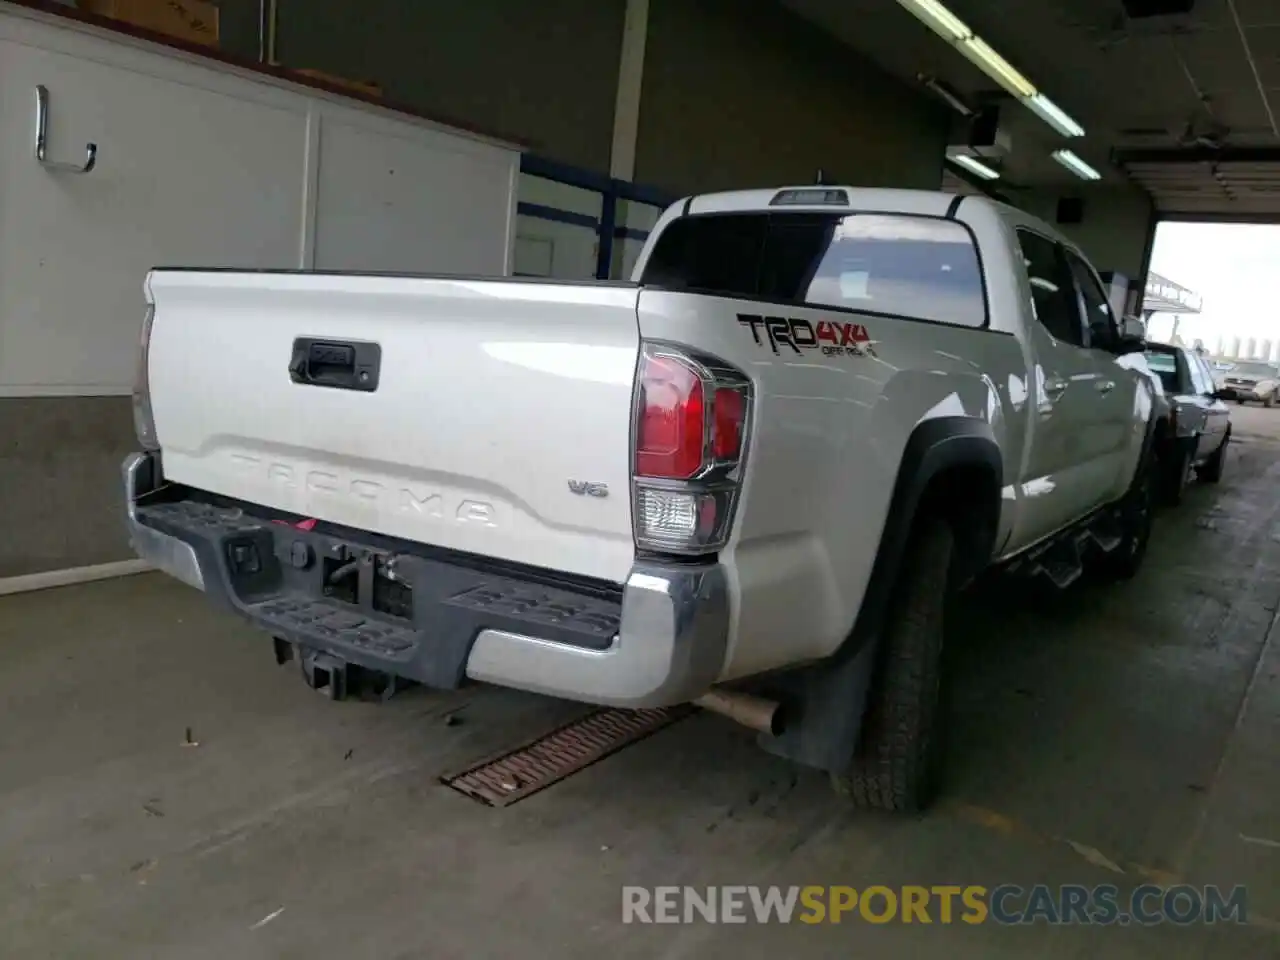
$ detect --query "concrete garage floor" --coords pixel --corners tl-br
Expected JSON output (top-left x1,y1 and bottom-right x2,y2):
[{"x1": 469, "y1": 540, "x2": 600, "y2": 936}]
[{"x1": 2, "y1": 415, "x2": 1279, "y2": 958}]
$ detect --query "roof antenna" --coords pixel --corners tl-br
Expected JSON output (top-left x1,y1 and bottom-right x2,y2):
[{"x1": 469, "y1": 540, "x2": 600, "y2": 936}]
[{"x1": 815, "y1": 168, "x2": 828, "y2": 185}]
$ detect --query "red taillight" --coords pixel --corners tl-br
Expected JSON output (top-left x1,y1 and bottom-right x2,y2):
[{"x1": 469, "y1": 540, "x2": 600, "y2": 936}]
[
  {"x1": 712, "y1": 386, "x2": 746, "y2": 461},
  {"x1": 636, "y1": 354, "x2": 706, "y2": 479},
  {"x1": 632, "y1": 343, "x2": 752, "y2": 556}
]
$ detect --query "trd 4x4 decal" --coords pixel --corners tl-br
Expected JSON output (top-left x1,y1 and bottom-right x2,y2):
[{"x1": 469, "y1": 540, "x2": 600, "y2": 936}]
[{"x1": 738, "y1": 314, "x2": 878, "y2": 358}]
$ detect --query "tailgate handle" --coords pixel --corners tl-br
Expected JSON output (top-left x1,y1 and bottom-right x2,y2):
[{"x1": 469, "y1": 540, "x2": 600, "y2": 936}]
[{"x1": 289, "y1": 338, "x2": 381, "y2": 392}]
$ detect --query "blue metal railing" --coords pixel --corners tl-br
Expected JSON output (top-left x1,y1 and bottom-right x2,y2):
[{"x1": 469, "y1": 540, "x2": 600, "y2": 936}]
[{"x1": 517, "y1": 154, "x2": 677, "y2": 280}]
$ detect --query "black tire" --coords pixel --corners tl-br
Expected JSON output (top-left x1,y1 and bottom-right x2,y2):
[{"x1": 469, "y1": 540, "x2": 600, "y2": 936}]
[
  {"x1": 1096, "y1": 465, "x2": 1155, "y2": 581},
  {"x1": 1162, "y1": 443, "x2": 1194, "y2": 506},
  {"x1": 1196, "y1": 430, "x2": 1229, "y2": 483},
  {"x1": 832, "y1": 517, "x2": 953, "y2": 812}
]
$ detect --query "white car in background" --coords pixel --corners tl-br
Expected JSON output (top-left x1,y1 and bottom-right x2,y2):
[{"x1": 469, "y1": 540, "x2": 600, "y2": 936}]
[
  {"x1": 1143, "y1": 342, "x2": 1232, "y2": 503},
  {"x1": 1220, "y1": 361, "x2": 1280, "y2": 406}
]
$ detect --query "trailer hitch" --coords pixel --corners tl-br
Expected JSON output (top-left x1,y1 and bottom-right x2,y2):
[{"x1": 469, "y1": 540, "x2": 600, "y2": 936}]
[{"x1": 272, "y1": 637, "x2": 411, "y2": 702}]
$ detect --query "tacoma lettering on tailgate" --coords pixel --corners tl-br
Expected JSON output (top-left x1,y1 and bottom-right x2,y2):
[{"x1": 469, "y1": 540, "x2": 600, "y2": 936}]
[{"x1": 228, "y1": 455, "x2": 500, "y2": 527}]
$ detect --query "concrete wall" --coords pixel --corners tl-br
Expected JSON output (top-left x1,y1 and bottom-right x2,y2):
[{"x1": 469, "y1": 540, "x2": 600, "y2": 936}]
[
  {"x1": 635, "y1": 0, "x2": 950, "y2": 195},
  {"x1": 266, "y1": 0, "x2": 627, "y2": 171},
  {"x1": 216, "y1": 0, "x2": 948, "y2": 193},
  {"x1": 1010, "y1": 185, "x2": 1158, "y2": 283},
  {"x1": 0, "y1": 398, "x2": 134, "y2": 578}
]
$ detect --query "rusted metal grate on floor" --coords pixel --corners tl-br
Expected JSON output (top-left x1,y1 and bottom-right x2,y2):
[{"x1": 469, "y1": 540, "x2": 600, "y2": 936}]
[{"x1": 441, "y1": 705, "x2": 691, "y2": 807}]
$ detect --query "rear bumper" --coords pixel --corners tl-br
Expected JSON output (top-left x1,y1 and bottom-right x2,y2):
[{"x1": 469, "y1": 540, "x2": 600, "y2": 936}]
[{"x1": 123, "y1": 452, "x2": 728, "y2": 708}]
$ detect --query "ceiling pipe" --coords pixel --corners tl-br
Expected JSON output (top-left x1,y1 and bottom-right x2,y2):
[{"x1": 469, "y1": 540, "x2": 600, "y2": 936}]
[
  {"x1": 258, "y1": 0, "x2": 279, "y2": 65},
  {"x1": 1225, "y1": 0, "x2": 1279, "y2": 139},
  {"x1": 918, "y1": 73, "x2": 975, "y2": 117}
]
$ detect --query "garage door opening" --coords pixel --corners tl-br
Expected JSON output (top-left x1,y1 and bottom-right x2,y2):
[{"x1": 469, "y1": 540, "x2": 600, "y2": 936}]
[{"x1": 1144, "y1": 220, "x2": 1280, "y2": 366}]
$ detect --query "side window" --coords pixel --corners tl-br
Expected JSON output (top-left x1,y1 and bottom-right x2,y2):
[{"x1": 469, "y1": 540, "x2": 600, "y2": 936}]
[
  {"x1": 1198, "y1": 358, "x2": 1218, "y2": 394},
  {"x1": 1193, "y1": 356, "x2": 1217, "y2": 395},
  {"x1": 1016, "y1": 230, "x2": 1084, "y2": 346},
  {"x1": 1183, "y1": 352, "x2": 1206, "y2": 395},
  {"x1": 1064, "y1": 251, "x2": 1116, "y2": 351}
]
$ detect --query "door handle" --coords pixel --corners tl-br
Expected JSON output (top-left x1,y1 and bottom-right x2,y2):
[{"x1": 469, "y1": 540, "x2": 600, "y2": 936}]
[
  {"x1": 1096, "y1": 380, "x2": 1116, "y2": 394},
  {"x1": 1043, "y1": 377, "x2": 1068, "y2": 400},
  {"x1": 289, "y1": 337, "x2": 382, "y2": 392}
]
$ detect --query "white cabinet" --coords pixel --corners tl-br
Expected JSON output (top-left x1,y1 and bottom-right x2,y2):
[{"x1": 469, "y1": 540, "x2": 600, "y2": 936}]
[
  {"x1": 0, "y1": 40, "x2": 307, "y2": 394},
  {"x1": 313, "y1": 113, "x2": 516, "y2": 275},
  {"x1": 0, "y1": 4, "x2": 519, "y2": 397}
]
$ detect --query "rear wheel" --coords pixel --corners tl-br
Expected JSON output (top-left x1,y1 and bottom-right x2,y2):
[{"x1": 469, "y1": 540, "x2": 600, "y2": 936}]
[
  {"x1": 1197, "y1": 431, "x2": 1229, "y2": 483},
  {"x1": 832, "y1": 517, "x2": 953, "y2": 812}
]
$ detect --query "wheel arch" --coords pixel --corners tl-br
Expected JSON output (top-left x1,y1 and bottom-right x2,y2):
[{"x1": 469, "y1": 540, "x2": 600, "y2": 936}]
[
  {"x1": 855, "y1": 417, "x2": 1004, "y2": 640},
  {"x1": 755, "y1": 416, "x2": 1002, "y2": 773}
]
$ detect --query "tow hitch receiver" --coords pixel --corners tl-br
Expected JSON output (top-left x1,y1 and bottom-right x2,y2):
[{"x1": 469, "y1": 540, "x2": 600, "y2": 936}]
[{"x1": 272, "y1": 637, "x2": 411, "y2": 702}]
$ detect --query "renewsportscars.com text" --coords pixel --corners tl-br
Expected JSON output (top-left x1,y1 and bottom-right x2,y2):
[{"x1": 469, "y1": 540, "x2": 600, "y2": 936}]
[{"x1": 621, "y1": 884, "x2": 1249, "y2": 926}]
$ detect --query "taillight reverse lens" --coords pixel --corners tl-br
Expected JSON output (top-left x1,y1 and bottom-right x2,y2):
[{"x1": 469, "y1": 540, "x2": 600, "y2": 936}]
[{"x1": 635, "y1": 486, "x2": 739, "y2": 553}]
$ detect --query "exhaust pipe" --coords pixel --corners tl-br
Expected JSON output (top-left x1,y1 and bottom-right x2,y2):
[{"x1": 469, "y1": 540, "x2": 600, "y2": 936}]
[{"x1": 693, "y1": 689, "x2": 784, "y2": 736}]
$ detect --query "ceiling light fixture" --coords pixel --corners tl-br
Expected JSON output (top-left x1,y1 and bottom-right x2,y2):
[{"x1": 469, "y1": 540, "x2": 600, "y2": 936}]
[
  {"x1": 896, "y1": 0, "x2": 1085, "y2": 137},
  {"x1": 1025, "y1": 94, "x2": 1085, "y2": 138},
  {"x1": 949, "y1": 154, "x2": 1001, "y2": 180},
  {"x1": 1052, "y1": 149, "x2": 1102, "y2": 181},
  {"x1": 918, "y1": 74, "x2": 975, "y2": 116},
  {"x1": 899, "y1": 0, "x2": 971, "y2": 42},
  {"x1": 956, "y1": 36, "x2": 1037, "y2": 99}
]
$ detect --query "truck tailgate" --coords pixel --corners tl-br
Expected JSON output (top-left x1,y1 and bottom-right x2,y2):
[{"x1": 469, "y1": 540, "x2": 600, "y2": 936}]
[{"x1": 145, "y1": 271, "x2": 641, "y2": 583}]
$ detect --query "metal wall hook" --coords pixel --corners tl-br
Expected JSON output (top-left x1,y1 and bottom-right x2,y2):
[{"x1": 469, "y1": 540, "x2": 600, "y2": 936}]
[{"x1": 34, "y1": 85, "x2": 97, "y2": 174}]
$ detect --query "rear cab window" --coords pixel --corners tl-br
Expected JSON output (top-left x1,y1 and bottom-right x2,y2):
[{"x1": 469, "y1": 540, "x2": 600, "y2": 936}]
[
  {"x1": 1195, "y1": 356, "x2": 1219, "y2": 393},
  {"x1": 639, "y1": 211, "x2": 987, "y2": 329},
  {"x1": 1143, "y1": 349, "x2": 1181, "y2": 394}
]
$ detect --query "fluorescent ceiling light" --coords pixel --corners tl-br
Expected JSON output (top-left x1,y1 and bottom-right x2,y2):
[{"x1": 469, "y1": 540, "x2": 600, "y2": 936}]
[
  {"x1": 1025, "y1": 94, "x2": 1084, "y2": 138},
  {"x1": 957, "y1": 37, "x2": 1037, "y2": 99},
  {"x1": 1052, "y1": 149, "x2": 1101, "y2": 181},
  {"x1": 949, "y1": 154, "x2": 1000, "y2": 180},
  {"x1": 897, "y1": 0, "x2": 1086, "y2": 137},
  {"x1": 897, "y1": 1, "x2": 1037, "y2": 98},
  {"x1": 897, "y1": 0, "x2": 971, "y2": 42}
]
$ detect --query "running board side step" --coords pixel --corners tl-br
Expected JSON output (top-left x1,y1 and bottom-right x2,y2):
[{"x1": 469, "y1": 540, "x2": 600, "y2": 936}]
[
  {"x1": 1036, "y1": 533, "x2": 1085, "y2": 590},
  {"x1": 1006, "y1": 510, "x2": 1125, "y2": 590}
]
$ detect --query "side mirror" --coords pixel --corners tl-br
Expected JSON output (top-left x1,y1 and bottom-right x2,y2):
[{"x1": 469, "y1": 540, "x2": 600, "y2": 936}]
[{"x1": 1116, "y1": 315, "x2": 1146, "y2": 354}]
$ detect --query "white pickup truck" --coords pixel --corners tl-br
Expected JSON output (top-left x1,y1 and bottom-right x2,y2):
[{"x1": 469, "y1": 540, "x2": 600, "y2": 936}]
[{"x1": 124, "y1": 185, "x2": 1157, "y2": 811}]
